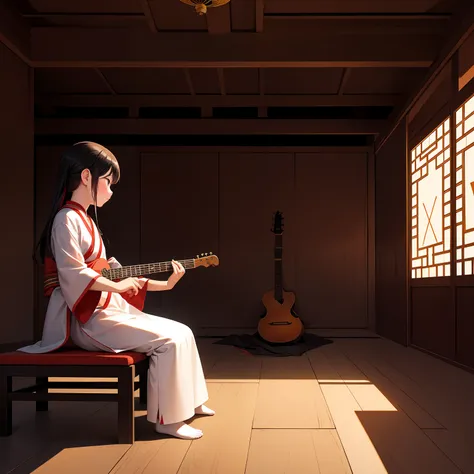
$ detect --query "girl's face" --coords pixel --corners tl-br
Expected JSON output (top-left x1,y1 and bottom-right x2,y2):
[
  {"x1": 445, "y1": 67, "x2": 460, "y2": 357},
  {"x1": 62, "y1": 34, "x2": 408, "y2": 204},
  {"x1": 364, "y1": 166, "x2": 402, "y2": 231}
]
[{"x1": 96, "y1": 171, "x2": 114, "y2": 207}]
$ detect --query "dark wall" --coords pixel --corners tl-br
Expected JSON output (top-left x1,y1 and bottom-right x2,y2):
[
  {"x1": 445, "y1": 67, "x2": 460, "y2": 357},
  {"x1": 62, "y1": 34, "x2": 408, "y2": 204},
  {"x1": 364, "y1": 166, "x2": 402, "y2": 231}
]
[
  {"x1": 0, "y1": 43, "x2": 34, "y2": 345},
  {"x1": 34, "y1": 146, "x2": 371, "y2": 334},
  {"x1": 375, "y1": 121, "x2": 408, "y2": 345}
]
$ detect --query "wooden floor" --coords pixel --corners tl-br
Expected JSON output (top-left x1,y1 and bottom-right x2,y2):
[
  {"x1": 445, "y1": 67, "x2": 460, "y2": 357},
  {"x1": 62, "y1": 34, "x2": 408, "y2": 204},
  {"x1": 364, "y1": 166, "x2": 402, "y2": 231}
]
[{"x1": 1, "y1": 330, "x2": 473, "y2": 474}]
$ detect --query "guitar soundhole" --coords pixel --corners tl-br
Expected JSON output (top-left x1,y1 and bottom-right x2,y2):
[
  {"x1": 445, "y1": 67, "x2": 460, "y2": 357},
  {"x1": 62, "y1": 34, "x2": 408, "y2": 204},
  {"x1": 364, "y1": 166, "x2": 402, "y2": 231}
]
[{"x1": 269, "y1": 322, "x2": 292, "y2": 326}]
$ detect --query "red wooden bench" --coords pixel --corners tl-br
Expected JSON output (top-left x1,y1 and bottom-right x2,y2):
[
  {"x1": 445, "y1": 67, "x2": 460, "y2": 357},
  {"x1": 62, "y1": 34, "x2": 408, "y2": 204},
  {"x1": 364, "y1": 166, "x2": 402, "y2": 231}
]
[{"x1": 0, "y1": 349, "x2": 149, "y2": 444}]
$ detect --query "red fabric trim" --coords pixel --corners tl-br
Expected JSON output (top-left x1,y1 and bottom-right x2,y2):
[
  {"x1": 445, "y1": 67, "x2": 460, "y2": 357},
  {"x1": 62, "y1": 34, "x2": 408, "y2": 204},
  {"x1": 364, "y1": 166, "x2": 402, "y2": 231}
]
[
  {"x1": 120, "y1": 280, "x2": 149, "y2": 311},
  {"x1": 78, "y1": 323, "x2": 115, "y2": 352},
  {"x1": 102, "y1": 292, "x2": 112, "y2": 310},
  {"x1": 160, "y1": 415, "x2": 164, "y2": 425},
  {"x1": 1, "y1": 350, "x2": 147, "y2": 366},
  {"x1": 65, "y1": 200, "x2": 86, "y2": 213},
  {"x1": 72, "y1": 274, "x2": 101, "y2": 324}
]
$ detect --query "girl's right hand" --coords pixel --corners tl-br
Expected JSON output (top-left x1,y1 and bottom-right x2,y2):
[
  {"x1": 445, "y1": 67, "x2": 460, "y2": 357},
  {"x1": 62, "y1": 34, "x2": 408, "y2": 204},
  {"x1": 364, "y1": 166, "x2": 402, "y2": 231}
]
[{"x1": 114, "y1": 277, "x2": 145, "y2": 296}]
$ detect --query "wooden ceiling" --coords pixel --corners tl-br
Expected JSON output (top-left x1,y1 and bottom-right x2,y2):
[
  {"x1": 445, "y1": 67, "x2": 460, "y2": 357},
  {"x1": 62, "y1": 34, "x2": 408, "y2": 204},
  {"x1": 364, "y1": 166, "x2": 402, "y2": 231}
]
[{"x1": 0, "y1": 0, "x2": 472, "y2": 137}]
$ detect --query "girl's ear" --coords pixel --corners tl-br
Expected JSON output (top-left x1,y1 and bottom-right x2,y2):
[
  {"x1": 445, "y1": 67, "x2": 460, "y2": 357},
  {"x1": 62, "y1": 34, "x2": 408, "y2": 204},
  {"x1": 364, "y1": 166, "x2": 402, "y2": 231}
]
[{"x1": 80, "y1": 169, "x2": 91, "y2": 186}]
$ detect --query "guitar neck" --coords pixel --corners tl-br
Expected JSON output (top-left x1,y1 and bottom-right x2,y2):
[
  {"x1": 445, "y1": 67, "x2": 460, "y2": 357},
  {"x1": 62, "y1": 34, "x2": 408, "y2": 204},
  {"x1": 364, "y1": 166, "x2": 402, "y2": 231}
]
[
  {"x1": 105, "y1": 259, "x2": 195, "y2": 280},
  {"x1": 274, "y1": 234, "x2": 283, "y2": 302}
]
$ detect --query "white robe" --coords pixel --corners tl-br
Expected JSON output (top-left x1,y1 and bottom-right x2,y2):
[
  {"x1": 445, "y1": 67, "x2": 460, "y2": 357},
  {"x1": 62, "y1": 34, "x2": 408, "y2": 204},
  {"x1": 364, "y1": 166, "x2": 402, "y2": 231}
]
[{"x1": 19, "y1": 205, "x2": 209, "y2": 425}]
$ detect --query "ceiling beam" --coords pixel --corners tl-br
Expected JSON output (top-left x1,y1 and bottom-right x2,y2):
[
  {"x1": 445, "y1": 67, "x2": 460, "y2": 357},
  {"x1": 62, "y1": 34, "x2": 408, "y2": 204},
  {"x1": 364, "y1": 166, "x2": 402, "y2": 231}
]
[
  {"x1": 35, "y1": 118, "x2": 384, "y2": 136},
  {"x1": 29, "y1": 27, "x2": 438, "y2": 68},
  {"x1": 94, "y1": 68, "x2": 116, "y2": 95},
  {"x1": 183, "y1": 68, "x2": 195, "y2": 95},
  {"x1": 337, "y1": 68, "x2": 351, "y2": 95},
  {"x1": 206, "y1": 3, "x2": 231, "y2": 34},
  {"x1": 139, "y1": 1, "x2": 158, "y2": 32},
  {"x1": 217, "y1": 68, "x2": 226, "y2": 95},
  {"x1": 0, "y1": 0, "x2": 30, "y2": 65},
  {"x1": 256, "y1": 0, "x2": 264, "y2": 32},
  {"x1": 375, "y1": 2, "x2": 474, "y2": 153},
  {"x1": 265, "y1": 13, "x2": 452, "y2": 21},
  {"x1": 35, "y1": 94, "x2": 400, "y2": 108}
]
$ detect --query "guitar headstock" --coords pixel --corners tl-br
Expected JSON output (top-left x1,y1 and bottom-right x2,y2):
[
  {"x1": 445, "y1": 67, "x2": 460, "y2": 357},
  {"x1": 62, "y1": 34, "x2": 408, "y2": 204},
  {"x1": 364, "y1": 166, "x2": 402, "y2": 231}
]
[
  {"x1": 194, "y1": 252, "x2": 220, "y2": 268},
  {"x1": 271, "y1": 210, "x2": 284, "y2": 235}
]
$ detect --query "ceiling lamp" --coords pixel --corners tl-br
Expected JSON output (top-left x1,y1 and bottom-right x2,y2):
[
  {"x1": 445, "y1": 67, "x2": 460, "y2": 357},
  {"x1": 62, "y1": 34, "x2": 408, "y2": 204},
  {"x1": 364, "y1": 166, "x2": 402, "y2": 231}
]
[{"x1": 180, "y1": 0, "x2": 231, "y2": 16}]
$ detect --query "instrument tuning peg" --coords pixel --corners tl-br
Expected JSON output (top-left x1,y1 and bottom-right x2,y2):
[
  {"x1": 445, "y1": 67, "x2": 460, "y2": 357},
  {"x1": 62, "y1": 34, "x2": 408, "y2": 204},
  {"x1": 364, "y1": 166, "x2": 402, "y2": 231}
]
[
  {"x1": 210, "y1": 252, "x2": 213, "y2": 255},
  {"x1": 205, "y1": 252, "x2": 208, "y2": 256},
  {"x1": 196, "y1": 255, "x2": 199, "y2": 258},
  {"x1": 201, "y1": 253, "x2": 204, "y2": 256}
]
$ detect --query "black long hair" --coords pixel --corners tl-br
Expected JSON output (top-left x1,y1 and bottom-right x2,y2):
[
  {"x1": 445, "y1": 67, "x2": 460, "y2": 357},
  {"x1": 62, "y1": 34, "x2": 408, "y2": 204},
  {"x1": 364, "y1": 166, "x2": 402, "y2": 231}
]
[{"x1": 35, "y1": 142, "x2": 120, "y2": 263}]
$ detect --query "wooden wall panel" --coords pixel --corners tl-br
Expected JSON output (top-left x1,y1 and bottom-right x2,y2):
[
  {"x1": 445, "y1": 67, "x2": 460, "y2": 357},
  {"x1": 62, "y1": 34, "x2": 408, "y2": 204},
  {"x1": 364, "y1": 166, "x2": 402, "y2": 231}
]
[
  {"x1": 455, "y1": 287, "x2": 474, "y2": 368},
  {"x1": 218, "y1": 153, "x2": 295, "y2": 329},
  {"x1": 294, "y1": 153, "x2": 368, "y2": 328},
  {"x1": 33, "y1": 146, "x2": 371, "y2": 334},
  {"x1": 140, "y1": 153, "x2": 219, "y2": 330},
  {"x1": 374, "y1": 121, "x2": 408, "y2": 345},
  {"x1": 411, "y1": 287, "x2": 454, "y2": 360},
  {"x1": 0, "y1": 43, "x2": 33, "y2": 345},
  {"x1": 34, "y1": 146, "x2": 63, "y2": 339}
]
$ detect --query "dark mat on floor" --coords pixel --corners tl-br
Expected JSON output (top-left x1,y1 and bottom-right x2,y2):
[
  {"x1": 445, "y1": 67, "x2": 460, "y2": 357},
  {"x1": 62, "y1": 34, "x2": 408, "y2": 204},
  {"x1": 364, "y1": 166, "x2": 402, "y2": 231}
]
[{"x1": 213, "y1": 332, "x2": 333, "y2": 356}]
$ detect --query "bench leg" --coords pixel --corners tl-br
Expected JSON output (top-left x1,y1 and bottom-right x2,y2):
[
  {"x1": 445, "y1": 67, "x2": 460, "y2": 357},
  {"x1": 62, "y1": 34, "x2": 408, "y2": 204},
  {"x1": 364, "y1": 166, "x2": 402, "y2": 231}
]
[
  {"x1": 0, "y1": 371, "x2": 12, "y2": 436},
  {"x1": 36, "y1": 377, "x2": 49, "y2": 411},
  {"x1": 118, "y1": 365, "x2": 135, "y2": 444},
  {"x1": 139, "y1": 370, "x2": 147, "y2": 406}
]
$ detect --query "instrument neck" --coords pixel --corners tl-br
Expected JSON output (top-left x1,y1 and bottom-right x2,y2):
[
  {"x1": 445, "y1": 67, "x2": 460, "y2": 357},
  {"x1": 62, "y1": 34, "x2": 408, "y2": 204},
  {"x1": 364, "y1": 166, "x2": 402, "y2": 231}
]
[
  {"x1": 107, "y1": 259, "x2": 195, "y2": 280},
  {"x1": 274, "y1": 234, "x2": 283, "y2": 302}
]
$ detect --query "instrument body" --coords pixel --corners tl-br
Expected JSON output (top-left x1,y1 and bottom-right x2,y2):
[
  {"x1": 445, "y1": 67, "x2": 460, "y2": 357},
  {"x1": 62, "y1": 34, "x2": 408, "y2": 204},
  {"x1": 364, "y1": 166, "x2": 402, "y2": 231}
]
[{"x1": 257, "y1": 211, "x2": 304, "y2": 344}]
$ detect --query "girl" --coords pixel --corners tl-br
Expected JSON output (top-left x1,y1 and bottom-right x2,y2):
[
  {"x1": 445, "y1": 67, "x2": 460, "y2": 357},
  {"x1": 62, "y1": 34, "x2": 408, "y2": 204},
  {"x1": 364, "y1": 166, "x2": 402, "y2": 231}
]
[{"x1": 20, "y1": 141, "x2": 214, "y2": 440}]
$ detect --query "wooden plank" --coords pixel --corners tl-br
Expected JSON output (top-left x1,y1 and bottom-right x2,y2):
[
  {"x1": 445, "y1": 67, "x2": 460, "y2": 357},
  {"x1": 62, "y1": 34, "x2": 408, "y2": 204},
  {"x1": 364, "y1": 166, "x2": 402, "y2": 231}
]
[
  {"x1": 333, "y1": 342, "x2": 444, "y2": 429},
  {"x1": 333, "y1": 339, "x2": 474, "y2": 473},
  {"x1": 30, "y1": 27, "x2": 437, "y2": 68},
  {"x1": 253, "y1": 357, "x2": 334, "y2": 428},
  {"x1": 178, "y1": 383, "x2": 258, "y2": 474},
  {"x1": 31, "y1": 445, "x2": 130, "y2": 474},
  {"x1": 34, "y1": 118, "x2": 385, "y2": 136},
  {"x1": 111, "y1": 439, "x2": 191, "y2": 474},
  {"x1": 207, "y1": 3, "x2": 231, "y2": 34},
  {"x1": 308, "y1": 349, "x2": 388, "y2": 474},
  {"x1": 246, "y1": 429, "x2": 351, "y2": 474},
  {"x1": 0, "y1": 400, "x2": 120, "y2": 474},
  {"x1": 205, "y1": 353, "x2": 262, "y2": 383}
]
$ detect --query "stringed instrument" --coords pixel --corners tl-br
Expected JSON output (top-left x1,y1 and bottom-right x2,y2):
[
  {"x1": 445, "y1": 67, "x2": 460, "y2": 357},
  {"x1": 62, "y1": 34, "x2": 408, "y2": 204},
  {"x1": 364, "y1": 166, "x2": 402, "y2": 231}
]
[
  {"x1": 94, "y1": 252, "x2": 219, "y2": 280},
  {"x1": 46, "y1": 252, "x2": 220, "y2": 287},
  {"x1": 257, "y1": 211, "x2": 304, "y2": 343}
]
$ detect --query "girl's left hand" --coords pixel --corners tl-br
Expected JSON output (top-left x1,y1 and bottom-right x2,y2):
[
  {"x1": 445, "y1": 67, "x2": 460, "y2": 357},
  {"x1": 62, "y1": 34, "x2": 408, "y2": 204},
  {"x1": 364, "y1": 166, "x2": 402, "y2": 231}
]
[{"x1": 167, "y1": 260, "x2": 186, "y2": 290}]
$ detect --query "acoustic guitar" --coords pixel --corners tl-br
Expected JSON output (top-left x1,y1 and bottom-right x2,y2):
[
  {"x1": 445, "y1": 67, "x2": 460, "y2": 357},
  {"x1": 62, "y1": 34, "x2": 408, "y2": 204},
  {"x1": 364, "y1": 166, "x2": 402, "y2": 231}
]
[{"x1": 257, "y1": 211, "x2": 304, "y2": 343}]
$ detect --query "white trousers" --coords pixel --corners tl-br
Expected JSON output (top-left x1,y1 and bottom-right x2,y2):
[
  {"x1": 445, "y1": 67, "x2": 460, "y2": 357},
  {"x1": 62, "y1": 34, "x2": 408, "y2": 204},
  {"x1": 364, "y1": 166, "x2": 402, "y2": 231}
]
[{"x1": 71, "y1": 311, "x2": 209, "y2": 424}]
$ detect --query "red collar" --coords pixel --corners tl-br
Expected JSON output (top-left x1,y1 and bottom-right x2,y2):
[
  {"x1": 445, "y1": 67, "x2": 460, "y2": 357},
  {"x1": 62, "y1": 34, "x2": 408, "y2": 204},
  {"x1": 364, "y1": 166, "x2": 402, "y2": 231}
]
[{"x1": 64, "y1": 200, "x2": 87, "y2": 213}]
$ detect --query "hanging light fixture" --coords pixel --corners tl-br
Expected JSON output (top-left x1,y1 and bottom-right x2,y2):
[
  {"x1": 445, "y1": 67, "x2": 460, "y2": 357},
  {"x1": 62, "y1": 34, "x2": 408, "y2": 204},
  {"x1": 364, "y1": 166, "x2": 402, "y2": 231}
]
[{"x1": 180, "y1": 0, "x2": 231, "y2": 16}]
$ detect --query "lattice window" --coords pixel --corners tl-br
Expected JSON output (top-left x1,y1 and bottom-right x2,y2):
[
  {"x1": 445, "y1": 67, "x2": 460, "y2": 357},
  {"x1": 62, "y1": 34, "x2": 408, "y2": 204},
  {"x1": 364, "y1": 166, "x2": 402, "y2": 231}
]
[
  {"x1": 455, "y1": 93, "x2": 474, "y2": 275},
  {"x1": 411, "y1": 118, "x2": 451, "y2": 278}
]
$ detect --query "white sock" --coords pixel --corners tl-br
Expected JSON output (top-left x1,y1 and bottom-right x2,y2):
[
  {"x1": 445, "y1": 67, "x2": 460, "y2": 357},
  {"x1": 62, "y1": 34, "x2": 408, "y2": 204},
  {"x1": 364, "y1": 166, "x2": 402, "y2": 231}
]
[
  {"x1": 195, "y1": 404, "x2": 215, "y2": 416},
  {"x1": 155, "y1": 421, "x2": 203, "y2": 440}
]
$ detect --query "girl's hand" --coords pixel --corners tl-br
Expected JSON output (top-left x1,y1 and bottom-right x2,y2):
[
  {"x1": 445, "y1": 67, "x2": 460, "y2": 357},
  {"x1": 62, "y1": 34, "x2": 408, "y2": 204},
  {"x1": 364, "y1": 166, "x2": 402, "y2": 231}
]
[
  {"x1": 114, "y1": 277, "x2": 145, "y2": 296},
  {"x1": 167, "y1": 260, "x2": 185, "y2": 290}
]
